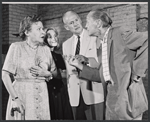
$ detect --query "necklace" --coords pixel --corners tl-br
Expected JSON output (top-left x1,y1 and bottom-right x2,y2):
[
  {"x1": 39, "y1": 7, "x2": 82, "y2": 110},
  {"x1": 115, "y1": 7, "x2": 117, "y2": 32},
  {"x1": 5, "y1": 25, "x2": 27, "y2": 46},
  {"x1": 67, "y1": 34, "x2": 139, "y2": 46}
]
[{"x1": 26, "y1": 41, "x2": 38, "y2": 50}]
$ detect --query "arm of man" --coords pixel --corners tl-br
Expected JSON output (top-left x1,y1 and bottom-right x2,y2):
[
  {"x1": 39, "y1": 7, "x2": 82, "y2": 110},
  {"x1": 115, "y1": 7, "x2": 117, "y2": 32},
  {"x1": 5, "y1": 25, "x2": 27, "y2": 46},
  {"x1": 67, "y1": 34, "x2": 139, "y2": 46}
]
[
  {"x1": 88, "y1": 57, "x2": 100, "y2": 68},
  {"x1": 69, "y1": 54, "x2": 101, "y2": 82},
  {"x1": 120, "y1": 27, "x2": 148, "y2": 79},
  {"x1": 75, "y1": 55, "x2": 100, "y2": 68},
  {"x1": 79, "y1": 65, "x2": 101, "y2": 82}
]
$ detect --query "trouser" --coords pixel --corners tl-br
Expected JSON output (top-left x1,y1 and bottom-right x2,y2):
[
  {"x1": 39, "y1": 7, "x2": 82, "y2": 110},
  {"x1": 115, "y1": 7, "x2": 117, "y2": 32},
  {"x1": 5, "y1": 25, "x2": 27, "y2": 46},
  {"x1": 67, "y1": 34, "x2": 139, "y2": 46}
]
[{"x1": 72, "y1": 90, "x2": 104, "y2": 120}]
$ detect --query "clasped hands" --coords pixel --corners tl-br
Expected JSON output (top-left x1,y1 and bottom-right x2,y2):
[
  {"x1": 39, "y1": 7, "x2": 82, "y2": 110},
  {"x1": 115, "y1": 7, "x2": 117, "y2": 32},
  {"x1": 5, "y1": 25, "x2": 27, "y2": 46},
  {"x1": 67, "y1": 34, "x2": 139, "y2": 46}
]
[
  {"x1": 29, "y1": 66, "x2": 53, "y2": 80},
  {"x1": 64, "y1": 55, "x2": 89, "y2": 70}
]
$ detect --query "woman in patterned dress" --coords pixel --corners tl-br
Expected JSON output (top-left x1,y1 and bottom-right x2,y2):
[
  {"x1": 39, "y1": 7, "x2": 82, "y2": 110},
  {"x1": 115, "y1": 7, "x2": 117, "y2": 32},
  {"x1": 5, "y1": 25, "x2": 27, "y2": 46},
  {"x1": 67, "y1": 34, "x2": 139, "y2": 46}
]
[
  {"x1": 2, "y1": 15, "x2": 56, "y2": 120},
  {"x1": 30, "y1": 27, "x2": 74, "y2": 120}
]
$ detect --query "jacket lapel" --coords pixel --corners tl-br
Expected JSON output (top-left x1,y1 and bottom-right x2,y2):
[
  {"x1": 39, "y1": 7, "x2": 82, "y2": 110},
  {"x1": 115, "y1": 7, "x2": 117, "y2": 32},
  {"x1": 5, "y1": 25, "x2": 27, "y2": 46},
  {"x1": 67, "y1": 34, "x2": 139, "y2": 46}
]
[
  {"x1": 80, "y1": 30, "x2": 91, "y2": 55},
  {"x1": 67, "y1": 36, "x2": 75, "y2": 56},
  {"x1": 107, "y1": 28, "x2": 113, "y2": 64}
]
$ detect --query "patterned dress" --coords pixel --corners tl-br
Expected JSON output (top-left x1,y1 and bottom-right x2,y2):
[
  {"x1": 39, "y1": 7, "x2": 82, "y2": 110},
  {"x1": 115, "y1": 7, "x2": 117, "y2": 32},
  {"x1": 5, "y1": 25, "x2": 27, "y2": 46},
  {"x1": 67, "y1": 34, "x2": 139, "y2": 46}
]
[{"x1": 2, "y1": 41, "x2": 56, "y2": 120}]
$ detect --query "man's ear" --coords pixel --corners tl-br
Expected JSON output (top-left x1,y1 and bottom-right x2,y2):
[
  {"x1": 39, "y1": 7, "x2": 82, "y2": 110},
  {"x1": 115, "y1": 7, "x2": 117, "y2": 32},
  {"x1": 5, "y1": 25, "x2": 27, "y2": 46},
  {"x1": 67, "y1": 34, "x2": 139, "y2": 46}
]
[
  {"x1": 64, "y1": 24, "x2": 69, "y2": 31},
  {"x1": 96, "y1": 19, "x2": 102, "y2": 29},
  {"x1": 24, "y1": 30, "x2": 29, "y2": 37}
]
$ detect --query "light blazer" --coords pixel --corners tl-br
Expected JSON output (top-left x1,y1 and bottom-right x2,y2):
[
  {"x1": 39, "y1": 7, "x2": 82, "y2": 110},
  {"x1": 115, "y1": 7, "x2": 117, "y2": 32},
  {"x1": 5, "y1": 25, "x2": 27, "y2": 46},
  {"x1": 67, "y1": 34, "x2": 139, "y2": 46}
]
[
  {"x1": 62, "y1": 29, "x2": 104, "y2": 107},
  {"x1": 79, "y1": 26, "x2": 148, "y2": 119}
]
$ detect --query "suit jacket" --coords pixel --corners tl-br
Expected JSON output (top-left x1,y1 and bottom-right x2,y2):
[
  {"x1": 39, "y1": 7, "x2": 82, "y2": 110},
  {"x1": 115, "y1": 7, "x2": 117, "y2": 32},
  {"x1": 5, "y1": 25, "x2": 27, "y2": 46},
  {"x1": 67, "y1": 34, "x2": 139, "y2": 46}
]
[
  {"x1": 79, "y1": 27, "x2": 148, "y2": 119},
  {"x1": 62, "y1": 29, "x2": 104, "y2": 106}
]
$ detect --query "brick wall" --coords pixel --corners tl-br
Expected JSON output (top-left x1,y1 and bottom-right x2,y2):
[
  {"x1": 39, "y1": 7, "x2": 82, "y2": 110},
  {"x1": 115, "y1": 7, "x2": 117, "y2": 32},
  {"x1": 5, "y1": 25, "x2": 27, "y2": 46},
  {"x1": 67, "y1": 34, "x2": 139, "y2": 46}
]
[
  {"x1": 8, "y1": 4, "x2": 38, "y2": 44},
  {"x1": 2, "y1": 4, "x2": 37, "y2": 61},
  {"x1": 38, "y1": 4, "x2": 148, "y2": 54},
  {"x1": 2, "y1": 3, "x2": 148, "y2": 120}
]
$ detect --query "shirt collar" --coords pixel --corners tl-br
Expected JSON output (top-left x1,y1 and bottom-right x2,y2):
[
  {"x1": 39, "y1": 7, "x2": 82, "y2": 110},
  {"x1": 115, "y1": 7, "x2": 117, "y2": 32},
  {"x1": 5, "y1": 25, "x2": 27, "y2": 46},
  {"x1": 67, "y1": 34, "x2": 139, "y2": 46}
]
[
  {"x1": 73, "y1": 29, "x2": 84, "y2": 40},
  {"x1": 102, "y1": 27, "x2": 111, "y2": 43},
  {"x1": 96, "y1": 37, "x2": 103, "y2": 49}
]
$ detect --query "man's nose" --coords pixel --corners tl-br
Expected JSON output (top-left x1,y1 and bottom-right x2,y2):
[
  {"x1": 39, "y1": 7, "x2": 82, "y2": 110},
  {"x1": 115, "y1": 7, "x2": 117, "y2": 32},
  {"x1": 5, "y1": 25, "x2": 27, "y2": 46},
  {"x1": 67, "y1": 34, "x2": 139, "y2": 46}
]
[
  {"x1": 74, "y1": 21, "x2": 78, "y2": 26},
  {"x1": 41, "y1": 29, "x2": 46, "y2": 34}
]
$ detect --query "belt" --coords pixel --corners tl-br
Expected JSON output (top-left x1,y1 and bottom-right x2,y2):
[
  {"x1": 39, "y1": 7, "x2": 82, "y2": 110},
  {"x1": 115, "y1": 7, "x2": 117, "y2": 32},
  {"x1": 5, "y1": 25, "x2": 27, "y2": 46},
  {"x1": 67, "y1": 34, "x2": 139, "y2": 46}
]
[{"x1": 15, "y1": 78, "x2": 45, "y2": 82}]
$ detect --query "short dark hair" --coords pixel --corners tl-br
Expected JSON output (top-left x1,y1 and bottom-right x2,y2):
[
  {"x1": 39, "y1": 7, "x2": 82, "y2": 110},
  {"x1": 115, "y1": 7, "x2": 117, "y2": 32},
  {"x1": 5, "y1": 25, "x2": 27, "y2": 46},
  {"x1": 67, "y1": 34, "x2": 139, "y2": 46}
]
[
  {"x1": 19, "y1": 15, "x2": 41, "y2": 40},
  {"x1": 44, "y1": 27, "x2": 60, "y2": 51},
  {"x1": 90, "y1": 9, "x2": 112, "y2": 28}
]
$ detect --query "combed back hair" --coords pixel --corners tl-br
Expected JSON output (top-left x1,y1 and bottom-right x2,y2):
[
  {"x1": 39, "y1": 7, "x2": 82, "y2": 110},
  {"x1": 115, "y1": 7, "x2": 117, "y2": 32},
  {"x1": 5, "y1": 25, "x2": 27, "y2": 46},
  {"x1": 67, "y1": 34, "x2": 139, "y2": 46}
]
[
  {"x1": 44, "y1": 27, "x2": 60, "y2": 50},
  {"x1": 19, "y1": 15, "x2": 41, "y2": 40},
  {"x1": 62, "y1": 11, "x2": 80, "y2": 24},
  {"x1": 91, "y1": 9, "x2": 112, "y2": 28}
]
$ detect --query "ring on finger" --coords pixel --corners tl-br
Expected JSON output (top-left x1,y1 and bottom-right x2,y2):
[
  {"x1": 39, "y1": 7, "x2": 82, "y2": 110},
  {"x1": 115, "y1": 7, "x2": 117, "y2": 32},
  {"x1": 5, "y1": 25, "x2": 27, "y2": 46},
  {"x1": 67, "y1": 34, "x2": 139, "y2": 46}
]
[{"x1": 12, "y1": 107, "x2": 18, "y2": 111}]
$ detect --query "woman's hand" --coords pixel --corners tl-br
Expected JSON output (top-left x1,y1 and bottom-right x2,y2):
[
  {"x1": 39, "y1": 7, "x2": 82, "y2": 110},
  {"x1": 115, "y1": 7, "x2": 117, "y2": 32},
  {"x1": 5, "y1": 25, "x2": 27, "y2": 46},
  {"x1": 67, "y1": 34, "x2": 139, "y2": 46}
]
[
  {"x1": 63, "y1": 55, "x2": 74, "y2": 62},
  {"x1": 30, "y1": 66, "x2": 52, "y2": 78},
  {"x1": 60, "y1": 69, "x2": 67, "y2": 78},
  {"x1": 11, "y1": 98, "x2": 25, "y2": 116}
]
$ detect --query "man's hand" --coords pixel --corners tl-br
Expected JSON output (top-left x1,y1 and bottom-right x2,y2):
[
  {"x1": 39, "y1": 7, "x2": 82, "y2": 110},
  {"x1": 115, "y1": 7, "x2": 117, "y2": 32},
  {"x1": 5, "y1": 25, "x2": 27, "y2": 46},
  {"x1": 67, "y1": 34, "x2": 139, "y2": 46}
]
[
  {"x1": 131, "y1": 73, "x2": 141, "y2": 82},
  {"x1": 75, "y1": 55, "x2": 89, "y2": 64},
  {"x1": 68, "y1": 56, "x2": 83, "y2": 70}
]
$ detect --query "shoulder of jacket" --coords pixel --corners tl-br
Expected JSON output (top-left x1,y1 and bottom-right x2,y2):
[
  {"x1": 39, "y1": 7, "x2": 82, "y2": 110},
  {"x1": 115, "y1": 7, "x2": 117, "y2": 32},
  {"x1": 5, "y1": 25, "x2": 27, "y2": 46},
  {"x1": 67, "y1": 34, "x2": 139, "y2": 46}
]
[
  {"x1": 63, "y1": 36, "x2": 73, "y2": 46},
  {"x1": 119, "y1": 26, "x2": 132, "y2": 33}
]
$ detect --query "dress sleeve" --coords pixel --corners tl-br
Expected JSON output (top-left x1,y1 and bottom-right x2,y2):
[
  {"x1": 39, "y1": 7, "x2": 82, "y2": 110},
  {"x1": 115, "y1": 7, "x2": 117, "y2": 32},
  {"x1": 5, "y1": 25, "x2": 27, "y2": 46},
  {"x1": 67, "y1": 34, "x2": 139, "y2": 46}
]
[
  {"x1": 57, "y1": 54, "x2": 66, "y2": 70},
  {"x1": 50, "y1": 53, "x2": 56, "y2": 72},
  {"x1": 2, "y1": 43, "x2": 18, "y2": 75}
]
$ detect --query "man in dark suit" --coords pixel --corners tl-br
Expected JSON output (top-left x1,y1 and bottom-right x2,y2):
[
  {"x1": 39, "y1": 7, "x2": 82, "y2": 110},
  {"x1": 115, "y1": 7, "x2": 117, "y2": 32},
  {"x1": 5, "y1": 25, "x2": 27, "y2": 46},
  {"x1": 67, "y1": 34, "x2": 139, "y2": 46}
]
[{"x1": 68, "y1": 9, "x2": 148, "y2": 120}]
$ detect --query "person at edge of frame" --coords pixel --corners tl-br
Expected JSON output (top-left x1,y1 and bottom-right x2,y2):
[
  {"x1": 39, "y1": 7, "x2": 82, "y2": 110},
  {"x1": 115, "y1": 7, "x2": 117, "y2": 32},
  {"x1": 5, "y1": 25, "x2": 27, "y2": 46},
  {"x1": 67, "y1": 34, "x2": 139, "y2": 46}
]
[{"x1": 68, "y1": 9, "x2": 148, "y2": 120}]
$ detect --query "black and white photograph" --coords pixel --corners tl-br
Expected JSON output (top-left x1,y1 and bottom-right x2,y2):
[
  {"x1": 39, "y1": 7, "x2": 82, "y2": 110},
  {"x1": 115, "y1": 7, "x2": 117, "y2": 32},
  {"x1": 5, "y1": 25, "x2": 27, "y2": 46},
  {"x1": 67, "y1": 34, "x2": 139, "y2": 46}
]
[{"x1": 1, "y1": 1, "x2": 148, "y2": 120}]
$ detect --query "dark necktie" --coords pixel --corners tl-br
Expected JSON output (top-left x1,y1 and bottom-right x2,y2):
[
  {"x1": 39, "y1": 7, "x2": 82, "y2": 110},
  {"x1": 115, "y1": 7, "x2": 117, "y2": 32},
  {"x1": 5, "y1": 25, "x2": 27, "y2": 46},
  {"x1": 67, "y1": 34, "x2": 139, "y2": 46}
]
[
  {"x1": 75, "y1": 36, "x2": 80, "y2": 55},
  {"x1": 75, "y1": 36, "x2": 80, "y2": 73}
]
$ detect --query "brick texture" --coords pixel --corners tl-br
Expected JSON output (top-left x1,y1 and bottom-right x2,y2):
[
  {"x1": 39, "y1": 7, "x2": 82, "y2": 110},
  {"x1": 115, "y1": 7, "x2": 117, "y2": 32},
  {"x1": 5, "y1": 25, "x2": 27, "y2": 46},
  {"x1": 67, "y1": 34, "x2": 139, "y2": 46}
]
[{"x1": 2, "y1": 3, "x2": 148, "y2": 120}]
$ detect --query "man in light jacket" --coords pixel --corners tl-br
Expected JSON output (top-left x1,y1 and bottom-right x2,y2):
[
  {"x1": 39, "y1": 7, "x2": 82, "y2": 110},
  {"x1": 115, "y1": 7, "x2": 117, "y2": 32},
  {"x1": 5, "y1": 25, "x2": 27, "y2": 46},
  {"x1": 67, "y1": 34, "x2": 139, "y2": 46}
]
[{"x1": 62, "y1": 11, "x2": 104, "y2": 120}]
